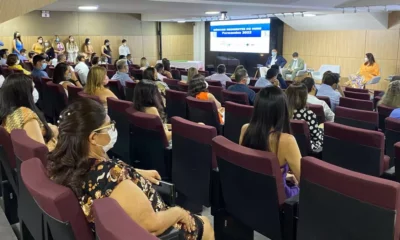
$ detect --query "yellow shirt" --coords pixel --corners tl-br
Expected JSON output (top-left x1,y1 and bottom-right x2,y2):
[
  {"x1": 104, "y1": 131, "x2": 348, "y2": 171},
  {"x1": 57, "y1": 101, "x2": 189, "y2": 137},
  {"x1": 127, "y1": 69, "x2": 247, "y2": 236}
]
[
  {"x1": 9, "y1": 64, "x2": 31, "y2": 75},
  {"x1": 359, "y1": 62, "x2": 380, "y2": 83},
  {"x1": 32, "y1": 43, "x2": 44, "y2": 54}
]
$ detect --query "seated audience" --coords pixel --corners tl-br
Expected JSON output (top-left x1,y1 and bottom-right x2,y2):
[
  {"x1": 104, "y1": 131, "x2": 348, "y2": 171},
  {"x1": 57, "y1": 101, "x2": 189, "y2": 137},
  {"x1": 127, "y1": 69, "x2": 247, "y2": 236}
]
[
  {"x1": 286, "y1": 83, "x2": 324, "y2": 150},
  {"x1": 47, "y1": 98, "x2": 213, "y2": 239},
  {"x1": 111, "y1": 59, "x2": 134, "y2": 87},
  {"x1": 239, "y1": 86, "x2": 301, "y2": 198},
  {"x1": 0, "y1": 74, "x2": 57, "y2": 151},
  {"x1": 270, "y1": 64, "x2": 287, "y2": 89},
  {"x1": 347, "y1": 53, "x2": 380, "y2": 88},
  {"x1": 32, "y1": 37, "x2": 44, "y2": 54},
  {"x1": 161, "y1": 58, "x2": 173, "y2": 79},
  {"x1": 19, "y1": 49, "x2": 27, "y2": 61},
  {"x1": 84, "y1": 66, "x2": 117, "y2": 110},
  {"x1": 53, "y1": 62, "x2": 82, "y2": 96},
  {"x1": 56, "y1": 54, "x2": 74, "y2": 72},
  {"x1": 75, "y1": 54, "x2": 90, "y2": 84},
  {"x1": 91, "y1": 56, "x2": 100, "y2": 66},
  {"x1": 126, "y1": 54, "x2": 133, "y2": 65},
  {"x1": 188, "y1": 74, "x2": 223, "y2": 124},
  {"x1": 0, "y1": 49, "x2": 8, "y2": 65},
  {"x1": 302, "y1": 77, "x2": 335, "y2": 122},
  {"x1": 140, "y1": 57, "x2": 148, "y2": 70},
  {"x1": 99, "y1": 56, "x2": 108, "y2": 65},
  {"x1": 206, "y1": 64, "x2": 231, "y2": 88},
  {"x1": 227, "y1": 68, "x2": 256, "y2": 105},
  {"x1": 316, "y1": 72, "x2": 344, "y2": 111},
  {"x1": 31, "y1": 54, "x2": 49, "y2": 79},
  {"x1": 181, "y1": 67, "x2": 198, "y2": 84},
  {"x1": 155, "y1": 63, "x2": 167, "y2": 81},
  {"x1": 28, "y1": 51, "x2": 36, "y2": 63},
  {"x1": 0, "y1": 68, "x2": 5, "y2": 87},
  {"x1": 133, "y1": 80, "x2": 172, "y2": 141},
  {"x1": 231, "y1": 65, "x2": 244, "y2": 80},
  {"x1": 143, "y1": 67, "x2": 169, "y2": 106},
  {"x1": 282, "y1": 52, "x2": 305, "y2": 80},
  {"x1": 255, "y1": 68, "x2": 279, "y2": 88},
  {"x1": 378, "y1": 80, "x2": 400, "y2": 108},
  {"x1": 7, "y1": 53, "x2": 31, "y2": 75}
]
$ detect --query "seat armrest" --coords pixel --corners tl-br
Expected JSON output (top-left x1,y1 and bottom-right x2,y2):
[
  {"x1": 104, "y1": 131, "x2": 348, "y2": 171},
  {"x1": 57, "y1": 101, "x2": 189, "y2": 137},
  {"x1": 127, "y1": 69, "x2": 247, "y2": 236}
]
[
  {"x1": 153, "y1": 181, "x2": 176, "y2": 206},
  {"x1": 282, "y1": 194, "x2": 299, "y2": 240},
  {"x1": 296, "y1": 70, "x2": 307, "y2": 76},
  {"x1": 158, "y1": 227, "x2": 181, "y2": 240},
  {"x1": 382, "y1": 167, "x2": 396, "y2": 182}
]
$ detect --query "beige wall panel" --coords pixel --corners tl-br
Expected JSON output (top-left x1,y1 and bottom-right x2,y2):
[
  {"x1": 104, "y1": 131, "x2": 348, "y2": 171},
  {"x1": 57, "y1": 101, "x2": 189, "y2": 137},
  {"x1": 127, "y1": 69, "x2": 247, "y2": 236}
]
[
  {"x1": 310, "y1": 31, "x2": 336, "y2": 57},
  {"x1": 303, "y1": 56, "x2": 336, "y2": 71},
  {"x1": 397, "y1": 60, "x2": 400, "y2": 76},
  {"x1": 0, "y1": 0, "x2": 56, "y2": 24},
  {"x1": 365, "y1": 30, "x2": 399, "y2": 60},
  {"x1": 376, "y1": 59, "x2": 398, "y2": 80},
  {"x1": 335, "y1": 57, "x2": 364, "y2": 77},
  {"x1": 335, "y1": 31, "x2": 366, "y2": 58}
]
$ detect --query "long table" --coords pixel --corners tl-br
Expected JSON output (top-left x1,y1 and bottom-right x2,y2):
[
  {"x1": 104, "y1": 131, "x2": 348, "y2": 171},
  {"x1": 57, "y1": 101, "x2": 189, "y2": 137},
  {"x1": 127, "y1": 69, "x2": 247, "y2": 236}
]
[{"x1": 156, "y1": 60, "x2": 204, "y2": 70}]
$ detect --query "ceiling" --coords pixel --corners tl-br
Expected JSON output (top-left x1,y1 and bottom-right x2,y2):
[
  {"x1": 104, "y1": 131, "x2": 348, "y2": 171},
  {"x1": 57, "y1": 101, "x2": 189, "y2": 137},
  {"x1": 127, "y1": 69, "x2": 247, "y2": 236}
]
[{"x1": 41, "y1": 0, "x2": 400, "y2": 22}]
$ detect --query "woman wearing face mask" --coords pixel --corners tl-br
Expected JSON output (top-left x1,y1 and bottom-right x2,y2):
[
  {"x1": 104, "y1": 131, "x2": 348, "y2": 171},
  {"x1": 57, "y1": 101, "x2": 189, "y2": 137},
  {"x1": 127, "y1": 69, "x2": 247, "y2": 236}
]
[
  {"x1": 101, "y1": 39, "x2": 112, "y2": 64},
  {"x1": 7, "y1": 53, "x2": 31, "y2": 75},
  {"x1": 0, "y1": 74, "x2": 58, "y2": 151},
  {"x1": 66, "y1": 36, "x2": 79, "y2": 64},
  {"x1": 32, "y1": 36, "x2": 44, "y2": 54},
  {"x1": 47, "y1": 98, "x2": 214, "y2": 240},
  {"x1": 347, "y1": 53, "x2": 380, "y2": 89},
  {"x1": 53, "y1": 62, "x2": 82, "y2": 96},
  {"x1": 44, "y1": 40, "x2": 56, "y2": 62},
  {"x1": 13, "y1": 31, "x2": 24, "y2": 58},
  {"x1": 53, "y1": 35, "x2": 65, "y2": 57},
  {"x1": 83, "y1": 38, "x2": 94, "y2": 59}
]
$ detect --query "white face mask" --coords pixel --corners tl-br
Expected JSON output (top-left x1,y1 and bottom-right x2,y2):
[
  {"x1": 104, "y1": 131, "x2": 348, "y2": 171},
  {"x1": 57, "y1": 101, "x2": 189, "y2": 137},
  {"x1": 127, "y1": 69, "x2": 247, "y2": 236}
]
[
  {"x1": 96, "y1": 128, "x2": 118, "y2": 153},
  {"x1": 246, "y1": 77, "x2": 250, "y2": 85},
  {"x1": 272, "y1": 51, "x2": 277, "y2": 56},
  {"x1": 364, "y1": 57, "x2": 368, "y2": 62},
  {"x1": 293, "y1": 58, "x2": 298, "y2": 61},
  {"x1": 33, "y1": 88, "x2": 39, "y2": 103},
  {"x1": 16, "y1": 60, "x2": 20, "y2": 65},
  {"x1": 45, "y1": 43, "x2": 49, "y2": 47},
  {"x1": 204, "y1": 81, "x2": 209, "y2": 89}
]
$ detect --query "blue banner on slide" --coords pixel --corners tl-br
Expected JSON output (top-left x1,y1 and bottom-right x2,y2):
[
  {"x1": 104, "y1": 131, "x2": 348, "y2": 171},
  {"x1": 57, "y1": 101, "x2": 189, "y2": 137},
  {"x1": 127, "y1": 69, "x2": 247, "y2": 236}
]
[{"x1": 210, "y1": 23, "x2": 270, "y2": 38}]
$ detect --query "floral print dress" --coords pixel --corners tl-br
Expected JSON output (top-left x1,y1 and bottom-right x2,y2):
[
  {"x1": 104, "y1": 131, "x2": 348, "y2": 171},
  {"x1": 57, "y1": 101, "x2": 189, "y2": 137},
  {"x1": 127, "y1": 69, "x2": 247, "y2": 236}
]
[{"x1": 78, "y1": 158, "x2": 204, "y2": 240}]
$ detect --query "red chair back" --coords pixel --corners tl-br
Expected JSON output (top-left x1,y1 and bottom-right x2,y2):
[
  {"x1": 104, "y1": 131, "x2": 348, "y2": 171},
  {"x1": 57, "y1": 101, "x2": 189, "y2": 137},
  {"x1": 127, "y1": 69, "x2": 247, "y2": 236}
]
[
  {"x1": 316, "y1": 96, "x2": 331, "y2": 108},
  {"x1": 339, "y1": 97, "x2": 373, "y2": 111},
  {"x1": 308, "y1": 104, "x2": 325, "y2": 123},
  {"x1": 344, "y1": 87, "x2": 369, "y2": 93},
  {"x1": 335, "y1": 106, "x2": 378, "y2": 131},
  {"x1": 206, "y1": 80, "x2": 222, "y2": 87},
  {"x1": 344, "y1": 91, "x2": 370, "y2": 100},
  {"x1": 222, "y1": 90, "x2": 249, "y2": 105}
]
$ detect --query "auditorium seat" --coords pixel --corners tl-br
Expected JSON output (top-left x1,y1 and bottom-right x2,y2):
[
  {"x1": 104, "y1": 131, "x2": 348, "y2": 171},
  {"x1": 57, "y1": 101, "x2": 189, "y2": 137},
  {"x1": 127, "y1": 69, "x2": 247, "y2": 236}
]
[
  {"x1": 222, "y1": 90, "x2": 249, "y2": 105},
  {"x1": 165, "y1": 89, "x2": 187, "y2": 120},
  {"x1": 212, "y1": 136, "x2": 296, "y2": 240},
  {"x1": 394, "y1": 143, "x2": 400, "y2": 182},
  {"x1": 226, "y1": 81, "x2": 237, "y2": 88},
  {"x1": 164, "y1": 78, "x2": 180, "y2": 91},
  {"x1": 249, "y1": 79, "x2": 257, "y2": 86},
  {"x1": 131, "y1": 64, "x2": 140, "y2": 70},
  {"x1": 46, "y1": 82, "x2": 68, "y2": 122},
  {"x1": 42, "y1": 78, "x2": 54, "y2": 123},
  {"x1": 378, "y1": 104, "x2": 396, "y2": 132},
  {"x1": 67, "y1": 85, "x2": 83, "y2": 104},
  {"x1": 344, "y1": 87, "x2": 369, "y2": 93},
  {"x1": 323, "y1": 122, "x2": 389, "y2": 176},
  {"x1": 126, "y1": 110, "x2": 171, "y2": 179},
  {"x1": 1, "y1": 67, "x2": 12, "y2": 77},
  {"x1": 180, "y1": 70, "x2": 188, "y2": 77},
  {"x1": 206, "y1": 80, "x2": 222, "y2": 87},
  {"x1": 10, "y1": 129, "x2": 48, "y2": 240},
  {"x1": 125, "y1": 81, "x2": 136, "y2": 102},
  {"x1": 373, "y1": 90, "x2": 384, "y2": 109},
  {"x1": 178, "y1": 81, "x2": 188, "y2": 92},
  {"x1": 0, "y1": 127, "x2": 18, "y2": 224},
  {"x1": 46, "y1": 66, "x2": 55, "y2": 78},
  {"x1": 93, "y1": 198, "x2": 159, "y2": 240},
  {"x1": 316, "y1": 96, "x2": 331, "y2": 108},
  {"x1": 107, "y1": 70, "x2": 116, "y2": 79},
  {"x1": 297, "y1": 157, "x2": 400, "y2": 240},
  {"x1": 223, "y1": 101, "x2": 253, "y2": 143},
  {"x1": 335, "y1": 106, "x2": 378, "y2": 131},
  {"x1": 344, "y1": 91, "x2": 370, "y2": 100},
  {"x1": 248, "y1": 86, "x2": 262, "y2": 93},
  {"x1": 21, "y1": 158, "x2": 94, "y2": 240},
  {"x1": 22, "y1": 61, "x2": 33, "y2": 71},
  {"x1": 385, "y1": 118, "x2": 400, "y2": 165},
  {"x1": 186, "y1": 96, "x2": 222, "y2": 134},
  {"x1": 291, "y1": 120, "x2": 317, "y2": 157},
  {"x1": 170, "y1": 69, "x2": 181, "y2": 80},
  {"x1": 207, "y1": 85, "x2": 223, "y2": 104},
  {"x1": 107, "y1": 80, "x2": 126, "y2": 100},
  {"x1": 77, "y1": 91, "x2": 102, "y2": 105},
  {"x1": 198, "y1": 70, "x2": 209, "y2": 77},
  {"x1": 131, "y1": 69, "x2": 143, "y2": 80},
  {"x1": 107, "y1": 98, "x2": 132, "y2": 162},
  {"x1": 285, "y1": 80, "x2": 294, "y2": 88},
  {"x1": 308, "y1": 104, "x2": 325, "y2": 124},
  {"x1": 339, "y1": 97, "x2": 374, "y2": 111},
  {"x1": 171, "y1": 117, "x2": 217, "y2": 213},
  {"x1": 107, "y1": 64, "x2": 116, "y2": 71}
]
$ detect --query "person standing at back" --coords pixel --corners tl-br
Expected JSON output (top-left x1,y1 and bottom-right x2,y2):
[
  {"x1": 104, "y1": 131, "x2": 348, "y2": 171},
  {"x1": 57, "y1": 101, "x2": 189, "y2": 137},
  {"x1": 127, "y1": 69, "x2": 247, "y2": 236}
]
[
  {"x1": 32, "y1": 37, "x2": 44, "y2": 54},
  {"x1": 12, "y1": 31, "x2": 24, "y2": 59},
  {"x1": 206, "y1": 64, "x2": 231, "y2": 88},
  {"x1": 281, "y1": 52, "x2": 304, "y2": 80},
  {"x1": 53, "y1": 35, "x2": 65, "y2": 58},
  {"x1": 31, "y1": 54, "x2": 49, "y2": 80},
  {"x1": 101, "y1": 39, "x2": 112, "y2": 64},
  {"x1": 83, "y1": 38, "x2": 94, "y2": 59},
  {"x1": 118, "y1": 39, "x2": 130, "y2": 57},
  {"x1": 316, "y1": 72, "x2": 344, "y2": 111},
  {"x1": 266, "y1": 49, "x2": 287, "y2": 68},
  {"x1": 227, "y1": 68, "x2": 256, "y2": 105},
  {"x1": 74, "y1": 54, "x2": 90, "y2": 85},
  {"x1": 66, "y1": 36, "x2": 79, "y2": 64},
  {"x1": 302, "y1": 77, "x2": 335, "y2": 122}
]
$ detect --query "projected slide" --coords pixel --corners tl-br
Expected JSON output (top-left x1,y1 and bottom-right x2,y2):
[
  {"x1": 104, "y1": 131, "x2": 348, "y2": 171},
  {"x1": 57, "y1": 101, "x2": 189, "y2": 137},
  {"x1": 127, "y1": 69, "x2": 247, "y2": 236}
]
[{"x1": 210, "y1": 19, "x2": 270, "y2": 53}]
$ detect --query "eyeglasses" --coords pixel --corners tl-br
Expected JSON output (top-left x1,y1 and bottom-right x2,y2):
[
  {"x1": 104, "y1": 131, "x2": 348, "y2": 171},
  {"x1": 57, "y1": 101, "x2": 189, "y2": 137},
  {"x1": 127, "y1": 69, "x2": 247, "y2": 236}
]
[{"x1": 93, "y1": 120, "x2": 116, "y2": 133}]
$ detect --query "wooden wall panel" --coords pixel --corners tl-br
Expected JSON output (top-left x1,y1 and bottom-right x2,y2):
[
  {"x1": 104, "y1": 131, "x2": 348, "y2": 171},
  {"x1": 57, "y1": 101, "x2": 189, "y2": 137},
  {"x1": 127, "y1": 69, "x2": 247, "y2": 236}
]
[
  {"x1": 0, "y1": 0, "x2": 55, "y2": 24},
  {"x1": 365, "y1": 30, "x2": 399, "y2": 60},
  {"x1": 162, "y1": 35, "x2": 194, "y2": 61},
  {"x1": 335, "y1": 31, "x2": 366, "y2": 58}
]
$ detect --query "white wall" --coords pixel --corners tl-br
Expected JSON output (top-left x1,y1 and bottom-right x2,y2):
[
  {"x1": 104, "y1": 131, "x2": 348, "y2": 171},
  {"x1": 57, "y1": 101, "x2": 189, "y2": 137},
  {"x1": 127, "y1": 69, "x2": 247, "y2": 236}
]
[{"x1": 193, "y1": 21, "x2": 205, "y2": 63}]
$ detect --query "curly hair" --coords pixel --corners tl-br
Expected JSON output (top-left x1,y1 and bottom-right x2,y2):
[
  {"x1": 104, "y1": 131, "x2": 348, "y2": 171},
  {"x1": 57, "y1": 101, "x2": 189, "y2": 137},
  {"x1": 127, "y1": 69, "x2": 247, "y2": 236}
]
[
  {"x1": 379, "y1": 80, "x2": 400, "y2": 108},
  {"x1": 188, "y1": 74, "x2": 208, "y2": 97},
  {"x1": 47, "y1": 98, "x2": 106, "y2": 196}
]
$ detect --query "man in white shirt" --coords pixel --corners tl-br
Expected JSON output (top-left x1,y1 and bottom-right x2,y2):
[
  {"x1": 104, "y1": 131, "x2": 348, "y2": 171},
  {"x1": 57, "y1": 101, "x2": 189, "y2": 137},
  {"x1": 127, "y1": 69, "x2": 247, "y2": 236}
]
[
  {"x1": 155, "y1": 63, "x2": 166, "y2": 80},
  {"x1": 205, "y1": 64, "x2": 231, "y2": 88},
  {"x1": 118, "y1": 39, "x2": 130, "y2": 57},
  {"x1": 74, "y1": 54, "x2": 89, "y2": 84},
  {"x1": 303, "y1": 77, "x2": 335, "y2": 122}
]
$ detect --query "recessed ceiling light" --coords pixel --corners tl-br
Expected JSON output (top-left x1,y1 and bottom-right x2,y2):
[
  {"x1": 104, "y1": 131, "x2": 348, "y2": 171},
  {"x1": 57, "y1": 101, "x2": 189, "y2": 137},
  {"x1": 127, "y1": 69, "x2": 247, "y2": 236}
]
[
  {"x1": 304, "y1": 13, "x2": 316, "y2": 17},
  {"x1": 177, "y1": 20, "x2": 186, "y2": 23},
  {"x1": 205, "y1": 11, "x2": 220, "y2": 15},
  {"x1": 78, "y1": 6, "x2": 98, "y2": 10}
]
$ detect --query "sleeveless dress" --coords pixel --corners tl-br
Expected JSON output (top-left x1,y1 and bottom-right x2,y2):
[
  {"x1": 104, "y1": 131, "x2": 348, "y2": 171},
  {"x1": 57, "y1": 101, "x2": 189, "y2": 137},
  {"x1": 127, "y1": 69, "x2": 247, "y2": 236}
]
[
  {"x1": 78, "y1": 158, "x2": 204, "y2": 240},
  {"x1": 281, "y1": 164, "x2": 300, "y2": 198},
  {"x1": 13, "y1": 40, "x2": 24, "y2": 58},
  {"x1": 103, "y1": 47, "x2": 112, "y2": 64},
  {"x1": 195, "y1": 92, "x2": 223, "y2": 124}
]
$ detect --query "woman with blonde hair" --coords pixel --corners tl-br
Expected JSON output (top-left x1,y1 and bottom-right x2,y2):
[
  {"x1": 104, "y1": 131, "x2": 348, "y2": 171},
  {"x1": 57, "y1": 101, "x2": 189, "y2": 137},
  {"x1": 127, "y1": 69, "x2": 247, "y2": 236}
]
[
  {"x1": 378, "y1": 80, "x2": 400, "y2": 108},
  {"x1": 140, "y1": 57, "x2": 148, "y2": 70},
  {"x1": 66, "y1": 36, "x2": 79, "y2": 63},
  {"x1": 180, "y1": 67, "x2": 198, "y2": 84},
  {"x1": 84, "y1": 66, "x2": 118, "y2": 110},
  {"x1": 231, "y1": 65, "x2": 244, "y2": 80}
]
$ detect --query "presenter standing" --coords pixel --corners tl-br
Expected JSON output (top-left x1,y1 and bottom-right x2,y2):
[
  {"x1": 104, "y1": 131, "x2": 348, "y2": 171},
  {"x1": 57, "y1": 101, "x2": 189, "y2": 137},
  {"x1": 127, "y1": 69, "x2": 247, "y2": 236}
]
[{"x1": 266, "y1": 49, "x2": 286, "y2": 68}]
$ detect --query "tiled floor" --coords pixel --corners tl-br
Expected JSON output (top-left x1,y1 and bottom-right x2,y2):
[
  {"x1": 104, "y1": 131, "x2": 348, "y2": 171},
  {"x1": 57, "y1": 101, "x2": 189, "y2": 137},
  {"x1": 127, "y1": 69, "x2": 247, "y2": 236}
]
[{"x1": 202, "y1": 207, "x2": 270, "y2": 240}]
